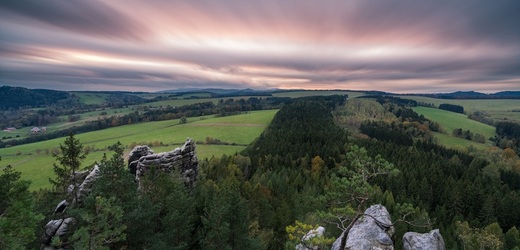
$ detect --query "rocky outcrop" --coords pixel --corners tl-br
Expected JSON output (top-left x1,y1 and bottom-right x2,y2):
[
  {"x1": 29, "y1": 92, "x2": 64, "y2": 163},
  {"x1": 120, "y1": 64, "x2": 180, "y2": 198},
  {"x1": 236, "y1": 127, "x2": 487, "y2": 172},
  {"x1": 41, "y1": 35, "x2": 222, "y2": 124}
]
[
  {"x1": 132, "y1": 138, "x2": 198, "y2": 188},
  {"x1": 332, "y1": 204, "x2": 394, "y2": 250},
  {"x1": 403, "y1": 229, "x2": 445, "y2": 250},
  {"x1": 71, "y1": 165, "x2": 100, "y2": 205},
  {"x1": 41, "y1": 166, "x2": 99, "y2": 248},
  {"x1": 296, "y1": 226, "x2": 326, "y2": 250},
  {"x1": 41, "y1": 218, "x2": 76, "y2": 245},
  {"x1": 128, "y1": 145, "x2": 154, "y2": 175},
  {"x1": 330, "y1": 204, "x2": 446, "y2": 250}
]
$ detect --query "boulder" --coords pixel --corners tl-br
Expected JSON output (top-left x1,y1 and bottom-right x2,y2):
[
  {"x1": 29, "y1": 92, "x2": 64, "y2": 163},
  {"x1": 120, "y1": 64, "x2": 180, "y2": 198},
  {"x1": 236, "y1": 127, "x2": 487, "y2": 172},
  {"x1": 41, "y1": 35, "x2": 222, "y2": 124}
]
[
  {"x1": 40, "y1": 217, "x2": 75, "y2": 245},
  {"x1": 134, "y1": 138, "x2": 198, "y2": 188},
  {"x1": 296, "y1": 226, "x2": 326, "y2": 250},
  {"x1": 128, "y1": 145, "x2": 154, "y2": 175},
  {"x1": 71, "y1": 165, "x2": 100, "y2": 205},
  {"x1": 332, "y1": 204, "x2": 395, "y2": 250},
  {"x1": 403, "y1": 229, "x2": 445, "y2": 250}
]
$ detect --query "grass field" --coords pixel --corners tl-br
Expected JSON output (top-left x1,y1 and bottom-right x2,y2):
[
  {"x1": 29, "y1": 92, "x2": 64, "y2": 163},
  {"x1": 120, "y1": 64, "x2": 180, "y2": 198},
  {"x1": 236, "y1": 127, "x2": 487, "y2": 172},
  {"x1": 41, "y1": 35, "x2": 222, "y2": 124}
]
[
  {"x1": 0, "y1": 110, "x2": 277, "y2": 190},
  {"x1": 413, "y1": 107, "x2": 495, "y2": 138},
  {"x1": 73, "y1": 92, "x2": 112, "y2": 105},
  {"x1": 413, "y1": 106, "x2": 496, "y2": 149},
  {"x1": 403, "y1": 96, "x2": 520, "y2": 124},
  {"x1": 432, "y1": 132, "x2": 490, "y2": 151}
]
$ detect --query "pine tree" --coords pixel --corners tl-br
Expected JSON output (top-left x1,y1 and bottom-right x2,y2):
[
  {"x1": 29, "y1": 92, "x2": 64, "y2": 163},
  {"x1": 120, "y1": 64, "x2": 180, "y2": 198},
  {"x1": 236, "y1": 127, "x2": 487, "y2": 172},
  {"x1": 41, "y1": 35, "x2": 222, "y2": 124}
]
[
  {"x1": 0, "y1": 163, "x2": 44, "y2": 249},
  {"x1": 70, "y1": 196, "x2": 126, "y2": 249},
  {"x1": 49, "y1": 133, "x2": 87, "y2": 197}
]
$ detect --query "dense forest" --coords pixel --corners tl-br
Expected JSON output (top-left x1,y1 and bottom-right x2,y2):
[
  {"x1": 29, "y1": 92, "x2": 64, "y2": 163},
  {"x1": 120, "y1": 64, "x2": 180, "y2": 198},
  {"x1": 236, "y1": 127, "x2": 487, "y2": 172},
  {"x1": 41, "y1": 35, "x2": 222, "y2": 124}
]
[
  {"x1": 2, "y1": 95, "x2": 520, "y2": 249},
  {"x1": 439, "y1": 103, "x2": 465, "y2": 114}
]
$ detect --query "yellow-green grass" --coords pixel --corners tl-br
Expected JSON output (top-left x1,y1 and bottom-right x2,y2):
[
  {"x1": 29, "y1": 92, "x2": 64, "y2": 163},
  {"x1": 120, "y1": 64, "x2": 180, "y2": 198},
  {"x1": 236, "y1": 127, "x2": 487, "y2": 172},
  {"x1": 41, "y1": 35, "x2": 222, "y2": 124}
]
[
  {"x1": 403, "y1": 96, "x2": 520, "y2": 124},
  {"x1": 413, "y1": 107, "x2": 495, "y2": 139},
  {"x1": 73, "y1": 92, "x2": 111, "y2": 105},
  {"x1": 432, "y1": 132, "x2": 490, "y2": 151},
  {"x1": 0, "y1": 110, "x2": 277, "y2": 190},
  {"x1": 413, "y1": 107, "x2": 496, "y2": 150},
  {"x1": 272, "y1": 90, "x2": 364, "y2": 98}
]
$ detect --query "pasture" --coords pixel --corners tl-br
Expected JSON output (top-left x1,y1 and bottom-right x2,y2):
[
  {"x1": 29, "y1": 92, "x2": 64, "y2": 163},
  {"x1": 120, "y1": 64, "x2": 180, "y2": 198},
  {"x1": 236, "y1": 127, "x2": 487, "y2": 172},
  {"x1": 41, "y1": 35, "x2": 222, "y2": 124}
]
[
  {"x1": 413, "y1": 107, "x2": 496, "y2": 139},
  {"x1": 403, "y1": 96, "x2": 520, "y2": 124},
  {"x1": 413, "y1": 106, "x2": 496, "y2": 150},
  {"x1": 0, "y1": 110, "x2": 278, "y2": 190}
]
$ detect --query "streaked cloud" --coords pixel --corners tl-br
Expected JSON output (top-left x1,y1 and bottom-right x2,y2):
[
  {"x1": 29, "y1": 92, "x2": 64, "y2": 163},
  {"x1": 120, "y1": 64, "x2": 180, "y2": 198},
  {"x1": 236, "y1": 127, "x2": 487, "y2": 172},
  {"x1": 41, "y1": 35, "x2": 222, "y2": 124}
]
[{"x1": 0, "y1": 0, "x2": 519, "y2": 92}]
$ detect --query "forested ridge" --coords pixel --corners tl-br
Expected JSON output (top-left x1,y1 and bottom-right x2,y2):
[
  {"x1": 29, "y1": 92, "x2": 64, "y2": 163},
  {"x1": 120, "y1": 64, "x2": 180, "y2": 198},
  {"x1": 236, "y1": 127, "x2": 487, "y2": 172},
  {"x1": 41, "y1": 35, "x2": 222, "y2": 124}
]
[{"x1": 1, "y1": 95, "x2": 520, "y2": 249}]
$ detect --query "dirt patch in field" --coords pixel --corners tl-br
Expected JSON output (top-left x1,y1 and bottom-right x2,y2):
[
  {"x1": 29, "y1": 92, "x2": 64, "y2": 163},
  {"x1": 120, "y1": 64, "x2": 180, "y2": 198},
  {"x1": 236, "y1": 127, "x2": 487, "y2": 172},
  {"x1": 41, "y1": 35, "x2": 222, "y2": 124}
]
[{"x1": 192, "y1": 123, "x2": 264, "y2": 127}]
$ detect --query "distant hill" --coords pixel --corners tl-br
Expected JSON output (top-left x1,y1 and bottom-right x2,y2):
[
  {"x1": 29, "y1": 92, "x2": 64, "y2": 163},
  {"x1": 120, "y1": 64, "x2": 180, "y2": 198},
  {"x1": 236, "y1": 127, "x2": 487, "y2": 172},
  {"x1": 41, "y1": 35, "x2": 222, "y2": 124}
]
[
  {"x1": 159, "y1": 88, "x2": 276, "y2": 97},
  {"x1": 0, "y1": 86, "x2": 71, "y2": 109},
  {"x1": 406, "y1": 91, "x2": 520, "y2": 99}
]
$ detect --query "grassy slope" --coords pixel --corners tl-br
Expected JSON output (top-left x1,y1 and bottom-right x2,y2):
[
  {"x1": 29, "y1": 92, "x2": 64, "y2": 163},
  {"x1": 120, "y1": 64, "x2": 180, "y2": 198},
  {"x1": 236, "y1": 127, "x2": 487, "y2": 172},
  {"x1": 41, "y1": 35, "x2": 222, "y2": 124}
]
[
  {"x1": 73, "y1": 92, "x2": 111, "y2": 105},
  {"x1": 0, "y1": 110, "x2": 277, "y2": 190},
  {"x1": 413, "y1": 106, "x2": 495, "y2": 149},
  {"x1": 403, "y1": 96, "x2": 520, "y2": 124},
  {"x1": 413, "y1": 107, "x2": 495, "y2": 138}
]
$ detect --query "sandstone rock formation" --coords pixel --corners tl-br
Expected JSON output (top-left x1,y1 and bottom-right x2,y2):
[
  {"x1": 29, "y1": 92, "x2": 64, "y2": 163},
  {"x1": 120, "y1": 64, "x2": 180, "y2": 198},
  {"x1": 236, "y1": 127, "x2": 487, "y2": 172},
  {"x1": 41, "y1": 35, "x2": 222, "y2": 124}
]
[
  {"x1": 132, "y1": 138, "x2": 198, "y2": 188},
  {"x1": 403, "y1": 229, "x2": 445, "y2": 250},
  {"x1": 332, "y1": 204, "x2": 394, "y2": 250},
  {"x1": 128, "y1": 145, "x2": 154, "y2": 175},
  {"x1": 41, "y1": 165, "x2": 99, "y2": 247},
  {"x1": 41, "y1": 218, "x2": 76, "y2": 246},
  {"x1": 296, "y1": 226, "x2": 326, "y2": 250}
]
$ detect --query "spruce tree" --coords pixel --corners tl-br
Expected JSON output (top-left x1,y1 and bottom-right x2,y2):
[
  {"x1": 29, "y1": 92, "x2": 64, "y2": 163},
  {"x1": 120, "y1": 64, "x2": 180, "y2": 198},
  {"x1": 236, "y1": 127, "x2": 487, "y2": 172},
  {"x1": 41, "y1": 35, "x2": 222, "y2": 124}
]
[{"x1": 49, "y1": 134, "x2": 87, "y2": 197}]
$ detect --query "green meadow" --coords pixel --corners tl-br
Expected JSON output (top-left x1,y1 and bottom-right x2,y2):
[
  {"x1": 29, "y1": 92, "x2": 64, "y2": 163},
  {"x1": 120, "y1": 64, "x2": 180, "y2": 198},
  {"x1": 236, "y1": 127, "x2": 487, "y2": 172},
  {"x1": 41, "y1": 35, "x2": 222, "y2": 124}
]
[
  {"x1": 413, "y1": 106, "x2": 496, "y2": 149},
  {"x1": 0, "y1": 110, "x2": 278, "y2": 190},
  {"x1": 413, "y1": 107, "x2": 495, "y2": 138},
  {"x1": 404, "y1": 96, "x2": 520, "y2": 124}
]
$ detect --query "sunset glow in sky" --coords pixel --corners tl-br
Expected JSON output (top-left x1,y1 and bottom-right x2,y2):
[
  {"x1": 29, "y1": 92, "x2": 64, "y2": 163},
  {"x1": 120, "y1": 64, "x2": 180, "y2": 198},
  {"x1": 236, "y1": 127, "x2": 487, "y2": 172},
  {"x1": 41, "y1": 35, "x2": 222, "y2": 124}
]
[{"x1": 1, "y1": 0, "x2": 519, "y2": 93}]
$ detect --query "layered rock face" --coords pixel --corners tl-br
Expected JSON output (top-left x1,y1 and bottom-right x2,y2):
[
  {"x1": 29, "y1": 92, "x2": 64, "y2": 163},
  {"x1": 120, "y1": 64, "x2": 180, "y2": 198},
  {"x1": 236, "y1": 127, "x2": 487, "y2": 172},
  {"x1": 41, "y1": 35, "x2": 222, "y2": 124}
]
[
  {"x1": 331, "y1": 204, "x2": 445, "y2": 250},
  {"x1": 128, "y1": 145, "x2": 154, "y2": 175},
  {"x1": 41, "y1": 165, "x2": 100, "y2": 247},
  {"x1": 403, "y1": 229, "x2": 446, "y2": 250},
  {"x1": 332, "y1": 204, "x2": 395, "y2": 250},
  {"x1": 296, "y1": 226, "x2": 326, "y2": 250},
  {"x1": 131, "y1": 138, "x2": 198, "y2": 188}
]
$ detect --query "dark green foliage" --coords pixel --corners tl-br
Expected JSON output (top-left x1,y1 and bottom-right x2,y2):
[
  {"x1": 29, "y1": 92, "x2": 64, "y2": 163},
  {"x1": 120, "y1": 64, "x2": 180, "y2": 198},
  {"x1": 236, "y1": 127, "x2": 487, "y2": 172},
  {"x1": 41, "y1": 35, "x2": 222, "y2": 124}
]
[
  {"x1": 49, "y1": 134, "x2": 87, "y2": 195},
  {"x1": 439, "y1": 103, "x2": 464, "y2": 114},
  {"x1": 496, "y1": 121, "x2": 520, "y2": 154},
  {"x1": 244, "y1": 100, "x2": 347, "y2": 169},
  {"x1": 0, "y1": 86, "x2": 70, "y2": 110},
  {"x1": 0, "y1": 164, "x2": 44, "y2": 249},
  {"x1": 360, "y1": 121, "x2": 414, "y2": 146}
]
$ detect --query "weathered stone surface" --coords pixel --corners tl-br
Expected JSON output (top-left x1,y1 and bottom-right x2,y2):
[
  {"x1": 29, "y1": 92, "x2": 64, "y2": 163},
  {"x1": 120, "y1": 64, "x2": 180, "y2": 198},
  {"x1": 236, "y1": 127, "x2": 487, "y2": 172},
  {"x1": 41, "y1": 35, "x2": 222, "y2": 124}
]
[
  {"x1": 332, "y1": 204, "x2": 395, "y2": 250},
  {"x1": 41, "y1": 219, "x2": 63, "y2": 244},
  {"x1": 42, "y1": 166, "x2": 99, "y2": 247},
  {"x1": 134, "y1": 138, "x2": 198, "y2": 188},
  {"x1": 403, "y1": 229, "x2": 445, "y2": 250},
  {"x1": 296, "y1": 226, "x2": 325, "y2": 250},
  {"x1": 71, "y1": 165, "x2": 100, "y2": 205},
  {"x1": 54, "y1": 200, "x2": 68, "y2": 214},
  {"x1": 40, "y1": 217, "x2": 76, "y2": 246},
  {"x1": 128, "y1": 145, "x2": 154, "y2": 175},
  {"x1": 55, "y1": 217, "x2": 76, "y2": 237}
]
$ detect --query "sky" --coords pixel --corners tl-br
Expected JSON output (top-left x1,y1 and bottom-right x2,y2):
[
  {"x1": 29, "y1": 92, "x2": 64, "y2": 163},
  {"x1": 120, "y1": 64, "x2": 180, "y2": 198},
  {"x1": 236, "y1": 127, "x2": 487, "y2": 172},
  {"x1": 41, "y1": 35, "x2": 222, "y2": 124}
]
[{"x1": 0, "y1": 0, "x2": 519, "y2": 93}]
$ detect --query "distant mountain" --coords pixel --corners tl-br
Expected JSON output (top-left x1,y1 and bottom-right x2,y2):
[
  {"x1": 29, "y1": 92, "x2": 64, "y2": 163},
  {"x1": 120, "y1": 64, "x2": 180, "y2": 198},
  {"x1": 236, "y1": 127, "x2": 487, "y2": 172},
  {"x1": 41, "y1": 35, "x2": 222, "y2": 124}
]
[
  {"x1": 491, "y1": 91, "x2": 520, "y2": 99},
  {"x1": 403, "y1": 91, "x2": 520, "y2": 99},
  {"x1": 0, "y1": 86, "x2": 71, "y2": 109},
  {"x1": 159, "y1": 88, "x2": 277, "y2": 97}
]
